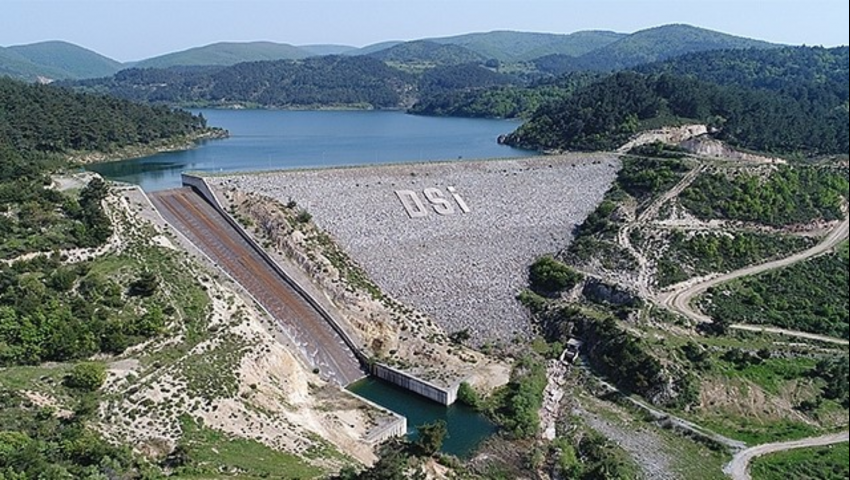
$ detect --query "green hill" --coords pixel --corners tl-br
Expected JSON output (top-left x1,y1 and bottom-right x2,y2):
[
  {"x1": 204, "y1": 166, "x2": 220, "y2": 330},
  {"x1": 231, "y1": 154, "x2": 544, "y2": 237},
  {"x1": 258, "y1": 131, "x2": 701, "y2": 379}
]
[
  {"x1": 298, "y1": 44, "x2": 358, "y2": 56},
  {"x1": 368, "y1": 40, "x2": 485, "y2": 65},
  {"x1": 133, "y1": 41, "x2": 311, "y2": 68},
  {"x1": 67, "y1": 56, "x2": 417, "y2": 109},
  {"x1": 534, "y1": 24, "x2": 778, "y2": 74},
  {"x1": 7, "y1": 41, "x2": 123, "y2": 79},
  {"x1": 503, "y1": 63, "x2": 848, "y2": 156},
  {"x1": 1, "y1": 45, "x2": 88, "y2": 81},
  {"x1": 428, "y1": 30, "x2": 625, "y2": 61},
  {"x1": 637, "y1": 46, "x2": 849, "y2": 94},
  {"x1": 349, "y1": 41, "x2": 404, "y2": 56}
]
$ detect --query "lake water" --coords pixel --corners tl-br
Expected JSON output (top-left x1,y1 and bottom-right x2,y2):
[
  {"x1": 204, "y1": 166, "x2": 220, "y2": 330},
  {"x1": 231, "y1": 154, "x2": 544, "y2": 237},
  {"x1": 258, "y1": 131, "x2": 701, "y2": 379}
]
[
  {"x1": 348, "y1": 378, "x2": 496, "y2": 458},
  {"x1": 88, "y1": 109, "x2": 531, "y2": 191}
]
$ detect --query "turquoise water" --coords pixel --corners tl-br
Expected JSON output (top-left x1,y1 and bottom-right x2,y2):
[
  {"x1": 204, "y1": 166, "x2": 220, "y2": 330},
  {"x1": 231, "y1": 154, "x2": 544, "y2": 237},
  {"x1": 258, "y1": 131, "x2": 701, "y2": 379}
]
[
  {"x1": 349, "y1": 377, "x2": 496, "y2": 458},
  {"x1": 88, "y1": 109, "x2": 530, "y2": 191}
]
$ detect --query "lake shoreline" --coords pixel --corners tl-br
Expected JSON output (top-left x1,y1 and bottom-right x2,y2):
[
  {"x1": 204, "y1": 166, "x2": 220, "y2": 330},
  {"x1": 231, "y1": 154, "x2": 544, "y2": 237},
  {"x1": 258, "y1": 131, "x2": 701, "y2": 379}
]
[{"x1": 68, "y1": 128, "x2": 229, "y2": 165}]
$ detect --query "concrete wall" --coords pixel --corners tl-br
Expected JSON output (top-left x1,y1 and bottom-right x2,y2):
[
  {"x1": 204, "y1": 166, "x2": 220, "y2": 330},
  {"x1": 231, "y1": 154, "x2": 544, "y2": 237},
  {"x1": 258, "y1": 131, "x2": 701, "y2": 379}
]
[
  {"x1": 181, "y1": 174, "x2": 370, "y2": 369},
  {"x1": 373, "y1": 363, "x2": 458, "y2": 405}
]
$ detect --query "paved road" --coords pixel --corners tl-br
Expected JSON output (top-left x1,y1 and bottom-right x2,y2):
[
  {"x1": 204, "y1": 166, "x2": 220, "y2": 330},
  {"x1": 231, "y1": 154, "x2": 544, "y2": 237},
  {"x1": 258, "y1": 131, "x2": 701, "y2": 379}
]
[
  {"x1": 151, "y1": 188, "x2": 365, "y2": 386},
  {"x1": 724, "y1": 431, "x2": 849, "y2": 480},
  {"x1": 659, "y1": 216, "x2": 849, "y2": 344}
]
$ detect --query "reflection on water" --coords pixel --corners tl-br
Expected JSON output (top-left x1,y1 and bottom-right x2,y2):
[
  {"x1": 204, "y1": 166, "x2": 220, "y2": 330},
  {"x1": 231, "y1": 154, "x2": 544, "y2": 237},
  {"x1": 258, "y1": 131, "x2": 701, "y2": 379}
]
[
  {"x1": 87, "y1": 110, "x2": 531, "y2": 191},
  {"x1": 349, "y1": 377, "x2": 496, "y2": 458}
]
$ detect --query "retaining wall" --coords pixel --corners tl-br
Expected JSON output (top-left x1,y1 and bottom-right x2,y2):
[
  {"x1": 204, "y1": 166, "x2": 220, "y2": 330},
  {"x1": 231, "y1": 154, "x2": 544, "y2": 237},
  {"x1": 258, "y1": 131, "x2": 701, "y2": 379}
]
[
  {"x1": 373, "y1": 363, "x2": 458, "y2": 405},
  {"x1": 181, "y1": 174, "x2": 370, "y2": 369}
]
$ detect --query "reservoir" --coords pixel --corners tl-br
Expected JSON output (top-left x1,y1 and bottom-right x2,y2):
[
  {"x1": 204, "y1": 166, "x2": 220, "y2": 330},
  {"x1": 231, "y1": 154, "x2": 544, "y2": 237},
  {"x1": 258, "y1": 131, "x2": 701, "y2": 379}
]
[
  {"x1": 349, "y1": 378, "x2": 496, "y2": 458},
  {"x1": 88, "y1": 109, "x2": 530, "y2": 191}
]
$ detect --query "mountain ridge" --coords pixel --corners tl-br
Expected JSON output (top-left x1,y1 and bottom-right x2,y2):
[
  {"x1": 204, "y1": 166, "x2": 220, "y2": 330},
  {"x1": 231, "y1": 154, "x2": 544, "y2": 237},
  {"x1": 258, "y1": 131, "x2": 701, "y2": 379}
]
[{"x1": 2, "y1": 24, "x2": 807, "y2": 82}]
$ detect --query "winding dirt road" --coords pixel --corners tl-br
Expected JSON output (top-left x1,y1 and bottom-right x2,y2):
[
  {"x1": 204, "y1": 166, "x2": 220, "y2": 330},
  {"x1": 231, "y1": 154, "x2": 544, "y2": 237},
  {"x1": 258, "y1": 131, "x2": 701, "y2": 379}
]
[
  {"x1": 724, "y1": 431, "x2": 849, "y2": 480},
  {"x1": 658, "y1": 216, "x2": 849, "y2": 345}
]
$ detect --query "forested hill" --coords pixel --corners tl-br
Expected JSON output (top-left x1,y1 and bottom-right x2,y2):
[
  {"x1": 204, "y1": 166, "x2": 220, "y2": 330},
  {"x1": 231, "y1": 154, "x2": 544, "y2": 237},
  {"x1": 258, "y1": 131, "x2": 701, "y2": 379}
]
[
  {"x1": 67, "y1": 56, "x2": 419, "y2": 109},
  {"x1": 532, "y1": 24, "x2": 778, "y2": 75},
  {"x1": 502, "y1": 71, "x2": 849, "y2": 156},
  {"x1": 637, "y1": 46, "x2": 849, "y2": 96},
  {"x1": 367, "y1": 40, "x2": 486, "y2": 65},
  {"x1": 0, "y1": 77, "x2": 213, "y2": 154}
]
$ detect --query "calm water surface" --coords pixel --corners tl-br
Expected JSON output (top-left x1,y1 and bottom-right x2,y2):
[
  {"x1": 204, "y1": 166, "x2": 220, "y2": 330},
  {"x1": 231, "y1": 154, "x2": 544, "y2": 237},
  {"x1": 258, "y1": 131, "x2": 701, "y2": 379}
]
[
  {"x1": 88, "y1": 109, "x2": 531, "y2": 191},
  {"x1": 349, "y1": 378, "x2": 496, "y2": 458}
]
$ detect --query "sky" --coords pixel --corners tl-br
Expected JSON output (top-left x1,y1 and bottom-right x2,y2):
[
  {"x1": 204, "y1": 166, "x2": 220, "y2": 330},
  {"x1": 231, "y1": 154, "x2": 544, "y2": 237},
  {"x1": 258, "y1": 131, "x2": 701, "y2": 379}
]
[{"x1": 2, "y1": 0, "x2": 848, "y2": 62}]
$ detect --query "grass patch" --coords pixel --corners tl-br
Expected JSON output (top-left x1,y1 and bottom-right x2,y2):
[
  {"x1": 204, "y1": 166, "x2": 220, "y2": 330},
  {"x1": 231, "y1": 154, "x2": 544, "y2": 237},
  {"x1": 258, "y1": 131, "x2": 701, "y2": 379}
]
[
  {"x1": 0, "y1": 364, "x2": 70, "y2": 391},
  {"x1": 716, "y1": 356, "x2": 818, "y2": 396},
  {"x1": 695, "y1": 414, "x2": 822, "y2": 446},
  {"x1": 175, "y1": 415, "x2": 323, "y2": 479},
  {"x1": 750, "y1": 442, "x2": 849, "y2": 480}
]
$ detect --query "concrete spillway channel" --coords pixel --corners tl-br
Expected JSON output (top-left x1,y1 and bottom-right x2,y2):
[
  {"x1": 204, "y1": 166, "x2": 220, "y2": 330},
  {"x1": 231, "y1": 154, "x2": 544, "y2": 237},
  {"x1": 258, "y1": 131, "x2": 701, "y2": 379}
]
[{"x1": 150, "y1": 187, "x2": 366, "y2": 386}]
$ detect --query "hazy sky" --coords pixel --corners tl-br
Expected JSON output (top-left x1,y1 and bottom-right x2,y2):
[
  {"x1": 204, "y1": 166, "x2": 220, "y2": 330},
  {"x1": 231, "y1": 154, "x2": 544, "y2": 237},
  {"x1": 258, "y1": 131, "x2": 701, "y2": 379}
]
[{"x1": 3, "y1": 0, "x2": 848, "y2": 62}]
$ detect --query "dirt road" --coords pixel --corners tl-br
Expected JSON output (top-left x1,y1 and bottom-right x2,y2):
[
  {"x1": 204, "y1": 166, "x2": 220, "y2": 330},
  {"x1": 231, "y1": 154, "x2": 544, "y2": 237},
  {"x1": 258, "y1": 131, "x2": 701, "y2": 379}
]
[
  {"x1": 658, "y1": 216, "x2": 849, "y2": 345},
  {"x1": 724, "y1": 431, "x2": 849, "y2": 480}
]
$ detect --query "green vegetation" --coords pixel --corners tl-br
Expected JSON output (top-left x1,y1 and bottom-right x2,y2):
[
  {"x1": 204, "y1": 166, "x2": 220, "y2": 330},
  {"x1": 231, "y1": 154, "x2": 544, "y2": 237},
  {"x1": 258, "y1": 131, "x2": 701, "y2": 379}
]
[
  {"x1": 457, "y1": 382, "x2": 482, "y2": 409},
  {"x1": 169, "y1": 416, "x2": 323, "y2": 479},
  {"x1": 490, "y1": 355, "x2": 548, "y2": 438},
  {"x1": 134, "y1": 41, "x2": 310, "y2": 69},
  {"x1": 0, "y1": 77, "x2": 211, "y2": 154},
  {"x1": 0, "y1": 154, "x2": 112, "y2": 257},
  {"x1": 532, "y1": 24, "x2": 775, "y2": 74},
  {"x1": 680, "y1": 166, "x2": 848, "y2": 226},
  {"x1": 750, "y1": 443, "x2": 849, "y2": 480},
  {"x1": 64, "y1": 362, "x2": 107, "y2": 391},
  {"x1": 68, "y1": 56, "x2": 416, "y2": 109},
  {"x1": 566, "y1": 431, "x2": 640, "y2": 479},
  {"x1": 617, "y1": 154, "x2": 689, "y2": 204},
  {"x1": 568, "y1": 308, "x2": 682, "y2": 405},
  {"x1": 0, "y1": 388, "x2": 157, "y2": 478},
  {"x1": 504, "y1": 70, "x2": 848, "y2": 155},
  {"x1": 413, "y1": 420, "x2": 448, "y2": 456},
  {"x1": 426, "y1": 30, "x2": 625, "y2": 63},
  {"x1": 704, "y1": 242, "x2": 849, "y2": 338},
  {"x1": 4, "y1": 40, "x2": 123, "y2": 80},
  {"x1": 0, "y1": 252, "x2": 173, "y2": 365},
  {"x1": 638, "y1": 46, "x2": 848, "y2": 97},
  {"x1": 368, "y1": 41, "x2": 485, "y2": 65},
  {"x1": 528, "y1": 256, "x2": 583, "y2": 296},
  {"x1": 655, "y1": 230, "x2": 815, "y2": 287},
  {"x1": 410, "y1": 72, "x2": 600, "y2": 118}
]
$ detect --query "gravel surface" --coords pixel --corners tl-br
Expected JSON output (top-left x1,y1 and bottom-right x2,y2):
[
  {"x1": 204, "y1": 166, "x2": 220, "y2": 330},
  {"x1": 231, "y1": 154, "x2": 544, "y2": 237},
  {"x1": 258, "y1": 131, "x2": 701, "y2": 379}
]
[{"x1": 211, "y1": 155, "x2": 619, "y2": 343}]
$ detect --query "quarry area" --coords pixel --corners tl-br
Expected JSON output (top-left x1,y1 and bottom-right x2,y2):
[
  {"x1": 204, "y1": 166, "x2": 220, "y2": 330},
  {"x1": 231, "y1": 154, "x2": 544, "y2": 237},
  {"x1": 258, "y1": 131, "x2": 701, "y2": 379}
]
[{"x1": 209, "y1": 154, "x2": 619, "y2": 345}]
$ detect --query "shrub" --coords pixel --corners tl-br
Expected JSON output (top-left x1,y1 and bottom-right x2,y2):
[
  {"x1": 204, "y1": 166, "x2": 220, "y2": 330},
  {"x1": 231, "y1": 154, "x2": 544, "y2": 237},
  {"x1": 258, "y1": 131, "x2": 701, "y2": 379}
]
[
  {"x1": 65, "y1": 362, "x2": 107, "y2": 392},
  {"x1": 528, "y1": 256, "x2": 583, "y2": 296}
]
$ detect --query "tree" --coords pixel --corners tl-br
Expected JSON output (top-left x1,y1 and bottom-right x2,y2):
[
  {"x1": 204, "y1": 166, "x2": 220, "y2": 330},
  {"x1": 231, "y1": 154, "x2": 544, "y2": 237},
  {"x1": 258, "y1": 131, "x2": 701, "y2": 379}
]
[
  {"x1": 129, "y1": 271, "x2": 159, "y2": 297},
  {"x1": 414, "y1": 420, "x2": 447, "y2": 456},
  {"x1": 529, "y1": 256, "x2": 584, "y2": 296},
  {"x1": 64, "y1": 362, "x2": 107, "y2": 392}
]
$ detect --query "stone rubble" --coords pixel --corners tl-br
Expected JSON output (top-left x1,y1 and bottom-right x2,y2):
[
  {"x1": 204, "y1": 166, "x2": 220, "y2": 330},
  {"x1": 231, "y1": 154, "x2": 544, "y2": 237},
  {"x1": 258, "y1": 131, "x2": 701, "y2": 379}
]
[{"x1": 209, "y1": 154, "x2": 619, "y2": 344}]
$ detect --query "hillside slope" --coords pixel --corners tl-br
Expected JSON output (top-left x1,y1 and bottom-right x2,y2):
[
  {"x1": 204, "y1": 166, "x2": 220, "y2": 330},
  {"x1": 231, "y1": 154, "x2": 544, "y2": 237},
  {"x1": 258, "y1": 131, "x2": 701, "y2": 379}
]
[
  {"x1": 534, "y1": 24, "x2": 778, "y2": 74},
  {"x1": 368, "y1": 40, "x2": 485, "y2": 65},
  {"x1": 8, "y1": 40, "x2": 123, "y2": 79},
  {"x1": 133, "y1": 41, "x2": 311, "y2": 68},
  {"x1": 428, "y1": 30, "x2": 625, "y2": 61}
]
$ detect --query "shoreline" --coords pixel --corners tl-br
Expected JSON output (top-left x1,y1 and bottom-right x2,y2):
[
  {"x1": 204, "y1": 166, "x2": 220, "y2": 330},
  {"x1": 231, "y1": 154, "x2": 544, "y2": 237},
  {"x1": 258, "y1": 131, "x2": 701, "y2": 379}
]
[{"x1": 66, "y1": 128, "x2": 229, "y2": 165}]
